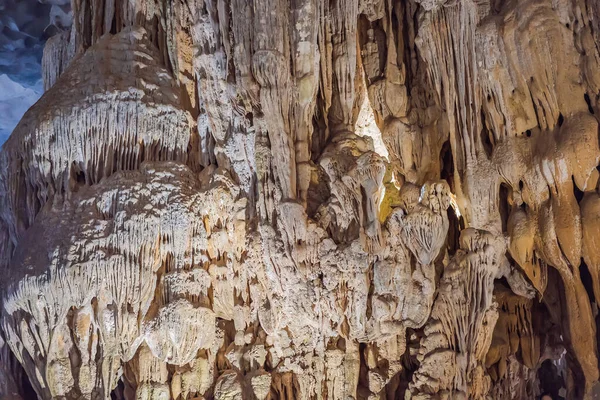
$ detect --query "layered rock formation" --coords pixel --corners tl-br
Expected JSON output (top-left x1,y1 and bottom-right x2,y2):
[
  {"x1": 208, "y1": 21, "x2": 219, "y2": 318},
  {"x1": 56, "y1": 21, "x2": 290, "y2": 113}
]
[{"x1": 1, "y1": 0, "x2": 600, "y2": 398}]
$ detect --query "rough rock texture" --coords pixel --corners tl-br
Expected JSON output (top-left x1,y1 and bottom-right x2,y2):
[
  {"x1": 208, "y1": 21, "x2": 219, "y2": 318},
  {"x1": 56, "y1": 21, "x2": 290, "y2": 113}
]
[{"x1": 2, "y1": 0, "x2": 600, "y2": 399}]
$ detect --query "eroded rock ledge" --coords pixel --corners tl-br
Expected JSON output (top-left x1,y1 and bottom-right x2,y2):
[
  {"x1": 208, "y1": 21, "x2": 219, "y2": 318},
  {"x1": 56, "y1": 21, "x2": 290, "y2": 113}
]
[{"x1": 2, "y1": 0, "x2": 600, "y2": 399}]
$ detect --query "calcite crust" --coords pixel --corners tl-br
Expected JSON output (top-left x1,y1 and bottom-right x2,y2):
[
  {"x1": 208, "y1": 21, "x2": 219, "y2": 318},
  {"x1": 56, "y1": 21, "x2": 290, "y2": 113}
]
[{"x1": 2, "y1": 0, "x2": 600, "y2": 399}]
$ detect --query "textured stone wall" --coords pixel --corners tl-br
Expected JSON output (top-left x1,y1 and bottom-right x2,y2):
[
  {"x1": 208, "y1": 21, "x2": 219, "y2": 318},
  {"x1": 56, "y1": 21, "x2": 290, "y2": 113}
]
[{"x1": 1, "y1": 0, "x2": 600, "y2": 399}]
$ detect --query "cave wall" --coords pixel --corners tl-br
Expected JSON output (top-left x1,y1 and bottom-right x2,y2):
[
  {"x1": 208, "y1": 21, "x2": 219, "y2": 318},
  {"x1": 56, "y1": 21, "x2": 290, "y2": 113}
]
[{"x1": 1, "y1": 0, "x2": 600, "y2": 398}]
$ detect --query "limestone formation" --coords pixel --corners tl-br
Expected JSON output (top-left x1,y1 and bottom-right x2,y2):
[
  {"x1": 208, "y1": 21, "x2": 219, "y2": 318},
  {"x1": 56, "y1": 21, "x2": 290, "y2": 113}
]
[{"x1": 1, "y1": 0, "x2": 600, "y2": 399}]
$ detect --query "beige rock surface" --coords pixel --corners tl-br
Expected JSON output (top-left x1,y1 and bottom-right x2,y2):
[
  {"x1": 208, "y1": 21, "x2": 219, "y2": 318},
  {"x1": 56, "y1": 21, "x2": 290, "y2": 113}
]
[{"x1": 1, "y1": 0, "x2": 600, "y2": 399}]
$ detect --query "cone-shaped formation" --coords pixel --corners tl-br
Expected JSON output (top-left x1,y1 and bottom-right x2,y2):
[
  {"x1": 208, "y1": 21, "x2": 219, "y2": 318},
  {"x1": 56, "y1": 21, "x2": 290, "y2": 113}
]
[{"x1": 0, "y1": 28, "x2": 193, "y2": 253}]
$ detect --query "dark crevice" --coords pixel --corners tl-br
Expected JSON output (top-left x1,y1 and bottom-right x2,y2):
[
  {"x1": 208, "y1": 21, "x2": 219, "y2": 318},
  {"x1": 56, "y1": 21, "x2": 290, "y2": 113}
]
[
  {"x1": 398, "y1": 2, "x2": 414, "y2": 92},
  {"x1": 311, "y1": 87, "x2": 329, "y2": 162},
  {"x1": 573, "y1": 176, "x2": 584, "y2": 203},
  {"x1": 558, "y1": 112, "x2": 564, "y2": 127},
  {"x1": 440, "y1": 140, "x2": 454, "y2": 191},
  {"x1": 110, "y1": 378, "x2": 126, "y2": 400},
  {"x1": 585, "y1": 92, "x2": 595, "y2": 115},
  {"x1": 537, "y1": 359, "x2": 567, "y2": 399},
  {"x1": 75, "y1": 170, "x2": 86, "y2": 185},
  {"x1": 357, "y1": 343, "x2": 370, "y2": 398},
  {"x1": 580, "y1": 259, "x2": 596, "y2": 306},
  {"x1": 526, "y1": 84, "x2": 542, "y2": 129},
  {"x1": 21, "y1": 370, "x2": 37, "y2": 399},
  {"x1": 446, "y1": 208, "x2": 460, "y2": 256},
  {"x1": 499, "y1": 183, "x2": 511, "y2": 234},
  {"x1": 110, "y1": 10, "x2": 118, "y2": 34},
  {"x1": 365, "y1": 264, "x2": 374, "y2": 320},
  {"x1": 480, "y1": 109, "x2": 494, "y2": 157},
  {"x1": 82, "y1": 1, "x2": 92, "y2": 48}
]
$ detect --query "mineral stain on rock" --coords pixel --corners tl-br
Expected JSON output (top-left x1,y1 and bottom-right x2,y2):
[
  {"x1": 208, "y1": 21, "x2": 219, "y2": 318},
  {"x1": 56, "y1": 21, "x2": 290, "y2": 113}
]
[{"x1": 1, "y1": 0, "x2": 600, "y2": 399}]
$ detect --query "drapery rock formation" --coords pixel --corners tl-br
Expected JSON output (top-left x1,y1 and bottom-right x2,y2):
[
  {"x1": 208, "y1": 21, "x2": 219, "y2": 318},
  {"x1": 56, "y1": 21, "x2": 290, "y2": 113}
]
[{"x1": 2, "y1": 0, "x2": 600, "y2": 399}]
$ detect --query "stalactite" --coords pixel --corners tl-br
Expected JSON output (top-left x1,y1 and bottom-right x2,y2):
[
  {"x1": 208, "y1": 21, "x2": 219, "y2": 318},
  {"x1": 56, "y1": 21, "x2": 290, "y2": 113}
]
[{"x1": 2, "y1": 0, "x2": 600, "y2": 398}]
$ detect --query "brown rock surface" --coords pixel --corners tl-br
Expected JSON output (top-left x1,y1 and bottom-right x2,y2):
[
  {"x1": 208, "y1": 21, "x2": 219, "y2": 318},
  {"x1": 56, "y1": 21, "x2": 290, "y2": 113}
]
[{"x1": 2, "y1": 0, "x2": 600, "y2": 398}]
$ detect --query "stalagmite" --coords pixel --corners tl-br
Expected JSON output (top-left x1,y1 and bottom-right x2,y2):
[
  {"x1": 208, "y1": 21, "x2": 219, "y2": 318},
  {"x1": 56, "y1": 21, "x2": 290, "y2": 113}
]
[{"x1": 2, "y1": 0, "x2": 600, "y2": 398}]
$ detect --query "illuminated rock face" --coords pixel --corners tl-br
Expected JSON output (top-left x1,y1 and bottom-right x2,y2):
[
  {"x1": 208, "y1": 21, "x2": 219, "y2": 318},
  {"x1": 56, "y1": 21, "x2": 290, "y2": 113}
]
[{"x1": 1, "y1": 0, "x2": 600, "y2": 399}]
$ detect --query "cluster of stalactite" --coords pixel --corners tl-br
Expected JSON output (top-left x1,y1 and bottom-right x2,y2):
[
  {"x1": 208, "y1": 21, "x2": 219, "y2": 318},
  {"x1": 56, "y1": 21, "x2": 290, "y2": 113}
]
[{"x1": 1, "y1": 0, "x2": 600, "y2": 398}]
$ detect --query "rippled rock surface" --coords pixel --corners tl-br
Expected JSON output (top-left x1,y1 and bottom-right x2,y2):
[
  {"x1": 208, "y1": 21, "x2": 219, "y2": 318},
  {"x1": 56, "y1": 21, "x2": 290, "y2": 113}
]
[{"x1": 2, "y1": 0, "x2": 600, "y2": 399}]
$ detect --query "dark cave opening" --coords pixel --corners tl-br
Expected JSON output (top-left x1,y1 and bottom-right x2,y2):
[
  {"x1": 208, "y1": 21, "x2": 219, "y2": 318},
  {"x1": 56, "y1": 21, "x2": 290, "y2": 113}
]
[{"x1": 537, "y1": 359, "x2": 566, "y2": 400}]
